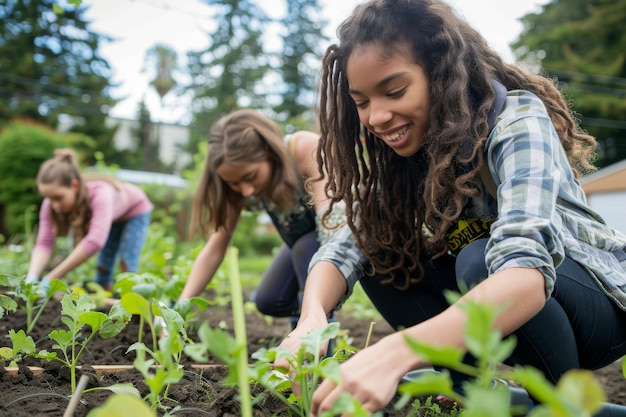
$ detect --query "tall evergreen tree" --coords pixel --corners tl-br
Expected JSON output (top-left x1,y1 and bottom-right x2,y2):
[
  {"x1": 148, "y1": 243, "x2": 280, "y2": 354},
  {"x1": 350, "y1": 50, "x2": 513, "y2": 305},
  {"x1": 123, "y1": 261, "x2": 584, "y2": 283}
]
[
  {"x1": 185, "y1": 0, "x2": 270, "y2": 154},
  {"x1": 0, "y1": 0, "x2": 124, "y2": 165},
  {"x1": 276, "y1": 0, "x2": 329, "y2": 123},
  {"x1": 512, "y1": 0, "x2": 626, "y2": 168}
]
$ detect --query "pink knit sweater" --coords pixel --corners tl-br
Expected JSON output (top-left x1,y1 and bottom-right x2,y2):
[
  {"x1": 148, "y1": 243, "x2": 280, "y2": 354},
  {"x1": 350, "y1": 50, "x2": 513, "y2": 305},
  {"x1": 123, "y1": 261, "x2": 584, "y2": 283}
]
[{"x1": 35, "y1": 181, "x2": 153, "y2": 256}]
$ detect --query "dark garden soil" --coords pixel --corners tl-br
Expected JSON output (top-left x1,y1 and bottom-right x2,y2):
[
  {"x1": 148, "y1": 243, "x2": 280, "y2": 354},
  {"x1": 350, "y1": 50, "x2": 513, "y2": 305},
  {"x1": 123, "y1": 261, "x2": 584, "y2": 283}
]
[{"x1": 0, "y1": 292, "x2": 624, "y2": 417}]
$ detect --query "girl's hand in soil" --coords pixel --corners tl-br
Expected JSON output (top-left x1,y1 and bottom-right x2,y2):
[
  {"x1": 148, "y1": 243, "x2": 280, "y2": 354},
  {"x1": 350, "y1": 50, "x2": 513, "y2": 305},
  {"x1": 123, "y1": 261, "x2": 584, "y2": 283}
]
[
  {"x1": 274, "y1": 314, "x2": 330, "y2": 371},
  {"x1": 311, "y1": 333, "x2": 414, "y2": 415}
]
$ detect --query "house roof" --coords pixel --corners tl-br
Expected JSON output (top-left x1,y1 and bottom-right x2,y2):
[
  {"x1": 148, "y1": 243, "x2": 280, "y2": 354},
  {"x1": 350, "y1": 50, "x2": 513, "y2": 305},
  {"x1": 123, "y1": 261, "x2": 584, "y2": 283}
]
[{"x1": 581, "y1": 159, "x2": 626, "y2": 194}]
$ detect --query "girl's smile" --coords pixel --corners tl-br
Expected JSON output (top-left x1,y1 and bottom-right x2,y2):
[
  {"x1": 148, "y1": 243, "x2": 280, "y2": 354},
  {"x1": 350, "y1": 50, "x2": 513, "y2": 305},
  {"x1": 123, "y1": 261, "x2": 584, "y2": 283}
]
[{"x1": 346, "y1": 42, "x2": 431, "y2": 157}]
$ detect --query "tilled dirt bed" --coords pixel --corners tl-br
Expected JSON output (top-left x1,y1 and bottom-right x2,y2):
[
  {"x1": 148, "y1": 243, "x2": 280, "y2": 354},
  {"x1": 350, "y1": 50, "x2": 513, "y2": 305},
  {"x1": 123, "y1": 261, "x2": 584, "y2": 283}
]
[{"x1": 0, "y1": 295, "x2": 624, "y2": 416}]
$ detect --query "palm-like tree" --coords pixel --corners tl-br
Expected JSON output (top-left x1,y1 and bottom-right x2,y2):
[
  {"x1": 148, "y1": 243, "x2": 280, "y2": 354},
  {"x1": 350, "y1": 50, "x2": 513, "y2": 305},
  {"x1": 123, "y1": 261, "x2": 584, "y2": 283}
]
[{"x1": 142, "y1": 44, "x2": 178, "y2": 170}]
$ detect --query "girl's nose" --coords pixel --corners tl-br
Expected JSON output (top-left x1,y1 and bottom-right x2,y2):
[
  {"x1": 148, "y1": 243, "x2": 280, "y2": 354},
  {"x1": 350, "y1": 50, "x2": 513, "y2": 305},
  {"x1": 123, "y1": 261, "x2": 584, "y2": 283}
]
[
  {"x1": 368, "y1": 100, "x2": 392, "y2": 128},
  {"x1": 239, "y1": 183, "x2": 255, "y2": 198}
]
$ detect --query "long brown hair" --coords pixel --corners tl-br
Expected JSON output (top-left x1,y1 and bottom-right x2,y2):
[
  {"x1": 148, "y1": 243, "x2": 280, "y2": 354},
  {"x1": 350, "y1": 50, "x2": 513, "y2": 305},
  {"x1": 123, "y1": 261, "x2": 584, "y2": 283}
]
[
  {"x1": 190, "y1": 109, "x2": 300, "y2": 238},
  {"x1": 37, "y1": 148, "x2": 120, "y2": 244},
  {"x1": 317, "y1": 0, "x2": 597, "y2": 289}
]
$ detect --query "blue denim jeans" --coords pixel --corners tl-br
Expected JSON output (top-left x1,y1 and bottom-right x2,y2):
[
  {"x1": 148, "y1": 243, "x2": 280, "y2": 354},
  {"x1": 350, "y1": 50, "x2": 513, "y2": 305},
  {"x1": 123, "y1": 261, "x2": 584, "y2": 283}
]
[
  {"x1": 95, "y1": 212, "x2": 151, "y2": 286},
  {"x1": 360, "y1": 238, "x2": 626, "y2": 384}
]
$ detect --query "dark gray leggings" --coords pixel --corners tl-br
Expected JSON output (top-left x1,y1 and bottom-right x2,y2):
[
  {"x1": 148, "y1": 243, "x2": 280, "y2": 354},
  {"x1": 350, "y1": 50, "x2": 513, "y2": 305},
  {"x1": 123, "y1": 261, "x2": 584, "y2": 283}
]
[
  {"x1": 360, "y1": 238, "x2": 626, "y2": 383},
  {"x1": 253, "y1": 231, "x2": 320, "y2": 317}
]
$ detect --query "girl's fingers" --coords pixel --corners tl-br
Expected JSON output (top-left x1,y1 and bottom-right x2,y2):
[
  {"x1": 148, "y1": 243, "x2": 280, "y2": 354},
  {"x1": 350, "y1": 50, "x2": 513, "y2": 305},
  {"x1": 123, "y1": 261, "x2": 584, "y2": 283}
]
[{"x1": 311, "y1": 379, "x2": 338, "y2": 415}]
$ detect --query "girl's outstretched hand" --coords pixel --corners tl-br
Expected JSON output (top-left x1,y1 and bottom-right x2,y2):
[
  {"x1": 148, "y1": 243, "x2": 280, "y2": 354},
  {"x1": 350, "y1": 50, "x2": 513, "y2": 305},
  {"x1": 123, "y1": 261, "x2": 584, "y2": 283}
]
[
  {"x1": 311, "y1": 335, "x2": 408, "y2": 415},
  {"x1": 273, "y1": 314, "x2": 329, "y2": 371}
]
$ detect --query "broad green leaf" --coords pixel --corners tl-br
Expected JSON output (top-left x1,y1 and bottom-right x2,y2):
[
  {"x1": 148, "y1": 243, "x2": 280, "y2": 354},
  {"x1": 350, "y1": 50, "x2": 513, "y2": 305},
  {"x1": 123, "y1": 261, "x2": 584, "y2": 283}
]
[
  {"x1": 49, "y1": 329, "x2": 73, "y2": 346},
  {"x1": 185, "y1": 322, "x2": 237, "y2": 365},
  {"x1": 120, "y1": 292, "x2": 151, "y2": 319},
  {"x1": 99, "y1": 303, "x2": 132, "y2": 339},
  {"x1": 8, "y1": 329, "x2": 36, "y2": 355},
  {"x1": 462, "y1": 383, "x2": 512, "y2": 417},
  {"x1": 510, "y1": 366, "x2": 573, "y2": 416},
  {"x1": 79, "y1": 311, "x2": 108, "y2": 332},
  {"x1": 397, "y1": 370, "x2": 458, "y2": 398},
  {"x1": 0, "y1": 294, "x2": 18, "y2": 316},
  {"x1": 319, "y1": 357, "x2": 341, "y2": 383},
  {"x1": 85, "y1": 394, "x2": 154, "y2": 417},
  {"x1": 0, "y1": 347, "x2": 13, "y2": 360},
  {"x1": 131, "y1": 283, "x2": 158, "y2": 299},
  {"x1": 89, "y1": 383, "x2": 141, "y2": 397},
  {"x1": 556, "y1": 369, "x2": 606, "y2": 415},
  {"x1": 403, "y1": 335, "x2": 465, "y2": 368},
  {"x1": 49, "y1": 279, "x2": 68, "y2": 294}
]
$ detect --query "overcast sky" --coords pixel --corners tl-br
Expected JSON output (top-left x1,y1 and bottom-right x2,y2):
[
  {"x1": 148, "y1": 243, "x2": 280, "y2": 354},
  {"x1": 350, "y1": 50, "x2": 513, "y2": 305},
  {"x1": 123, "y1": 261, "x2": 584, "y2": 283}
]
[{"x1": 82, "y1": 0, "x2": 548, "y2": 124}]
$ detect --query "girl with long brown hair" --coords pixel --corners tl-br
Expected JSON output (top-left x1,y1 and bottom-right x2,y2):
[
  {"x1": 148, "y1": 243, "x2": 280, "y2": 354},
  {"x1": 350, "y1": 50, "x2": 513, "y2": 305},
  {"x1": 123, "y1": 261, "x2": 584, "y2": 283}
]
[{"x1": 174, "y1": 109, "x2": 342, "y2": 327}]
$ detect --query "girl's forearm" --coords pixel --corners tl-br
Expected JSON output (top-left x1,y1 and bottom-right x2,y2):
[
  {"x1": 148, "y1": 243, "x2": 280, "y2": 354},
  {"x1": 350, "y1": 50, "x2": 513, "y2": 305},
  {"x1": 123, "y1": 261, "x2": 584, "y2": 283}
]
[
  {"x1": 48, "y1": 245, "x2": 92, "y2": 280},
  {"x1": 299, "y1": 261, "x2": 347, "y2": 320}
]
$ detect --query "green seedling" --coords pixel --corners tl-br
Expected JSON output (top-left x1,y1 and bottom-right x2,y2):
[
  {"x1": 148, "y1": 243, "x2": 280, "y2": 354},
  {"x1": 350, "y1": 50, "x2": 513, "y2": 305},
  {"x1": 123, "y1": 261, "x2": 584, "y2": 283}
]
[
  {"x1": 0, "y1": 329, "x2": 37, "y2": 367},
  {"x1": 35, "y1": 291, "x2": 131, "y2": 393},
  {"x1": 249, "y1": 322, "x2": 347, "y2": 417},
  {"x1": 397, "y1": 291, "x2": 607, "y2": 417},
  {"x1": 185, "y1": 247, "x2": 375, "y2": 417},
  {"x1": 184, "y1": 247, "x2": 254, "y2": 416},
  {"x1": 121, "y1": 292, "x2": 187, "y2": 411},
  {"x1": 1, "y1": 273, "x2": 68, "y2": 334}
]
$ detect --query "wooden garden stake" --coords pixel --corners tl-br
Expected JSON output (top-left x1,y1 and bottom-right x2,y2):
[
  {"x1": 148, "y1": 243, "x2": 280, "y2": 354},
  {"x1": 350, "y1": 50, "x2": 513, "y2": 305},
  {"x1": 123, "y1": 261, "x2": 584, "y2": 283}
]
[
  {"x1": 364, "y1": 321, "x2": 376, "y2": 348},
  {"x1": 63, "y1": 374, "x2": 89, "y2": 417}
]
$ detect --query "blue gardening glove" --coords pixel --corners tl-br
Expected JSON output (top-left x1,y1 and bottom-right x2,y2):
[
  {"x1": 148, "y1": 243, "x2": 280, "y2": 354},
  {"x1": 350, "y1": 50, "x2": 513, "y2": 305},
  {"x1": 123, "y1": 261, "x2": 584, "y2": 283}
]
[
  {"x1": 38, "y1": 275, "x2": 51, "y2": 298},
  {"x1": 25, "y1": 273, "x2": 39, "y2": 284}
]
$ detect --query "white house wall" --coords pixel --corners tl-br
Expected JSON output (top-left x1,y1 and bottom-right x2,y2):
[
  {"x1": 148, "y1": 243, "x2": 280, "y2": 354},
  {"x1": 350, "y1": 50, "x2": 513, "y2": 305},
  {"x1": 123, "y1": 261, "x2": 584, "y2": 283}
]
[
  {"x1": 587, "y1": 191, "x2": 626, "y2": 235},
  {"x1": 105, "y1": 117, "x2": 192, "y2": 172}
]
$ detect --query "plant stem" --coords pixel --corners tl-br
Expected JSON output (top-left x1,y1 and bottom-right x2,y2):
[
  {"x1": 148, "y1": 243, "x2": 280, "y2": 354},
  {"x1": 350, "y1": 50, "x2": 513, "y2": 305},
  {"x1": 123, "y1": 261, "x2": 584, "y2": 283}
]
[{"x1": 225, "y1": 247, "x2": 252, "y2": 417}]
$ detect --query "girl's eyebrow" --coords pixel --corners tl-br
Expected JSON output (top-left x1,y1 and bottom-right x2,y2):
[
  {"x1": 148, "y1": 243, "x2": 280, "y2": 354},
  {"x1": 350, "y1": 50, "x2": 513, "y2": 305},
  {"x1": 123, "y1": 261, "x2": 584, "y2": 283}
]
[{"x1": 348, "y1": 71, "x2": 409, "y2": 95}]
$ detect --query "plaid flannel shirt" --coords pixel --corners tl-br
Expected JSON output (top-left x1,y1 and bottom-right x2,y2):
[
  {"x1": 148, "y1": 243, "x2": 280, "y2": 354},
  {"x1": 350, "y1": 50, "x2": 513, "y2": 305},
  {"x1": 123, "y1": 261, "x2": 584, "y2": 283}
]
[{"x1": 311, "y1": 90, "x2": 626, "y2": 311}]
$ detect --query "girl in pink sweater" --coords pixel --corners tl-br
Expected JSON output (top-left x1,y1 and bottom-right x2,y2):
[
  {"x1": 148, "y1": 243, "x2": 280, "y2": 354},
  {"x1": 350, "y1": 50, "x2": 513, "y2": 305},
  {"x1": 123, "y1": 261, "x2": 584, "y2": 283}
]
[{"x1": 26, "y1": 148, "x2": 153, "y2": 294}]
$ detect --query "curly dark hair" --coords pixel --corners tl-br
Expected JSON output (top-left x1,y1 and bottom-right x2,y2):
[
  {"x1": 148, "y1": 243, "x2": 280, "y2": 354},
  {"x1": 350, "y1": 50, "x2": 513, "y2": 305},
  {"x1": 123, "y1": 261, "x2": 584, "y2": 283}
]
[{"x1": 317, "y1": 0, "x2": 597, "y2": 289}]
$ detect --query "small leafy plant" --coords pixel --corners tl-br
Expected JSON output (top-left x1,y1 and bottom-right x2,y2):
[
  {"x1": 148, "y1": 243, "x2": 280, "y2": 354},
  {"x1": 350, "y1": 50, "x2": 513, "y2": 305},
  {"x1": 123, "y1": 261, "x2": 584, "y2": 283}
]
[
  {"x1": 35, "y1": 291, "x2": 130, "y2": 393},
  {"x1": 121, "y1": 292, "x2": 188, "y2": 412},
  {"x1": 396, "y1": 291, "x2": 607, "y2": 417},
  {"x1": 0, "y1": 329, "x2": 37, "y2": 367},
  {"x1": 0, "y1": 273, "x2": 68, "y2": 334}
]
